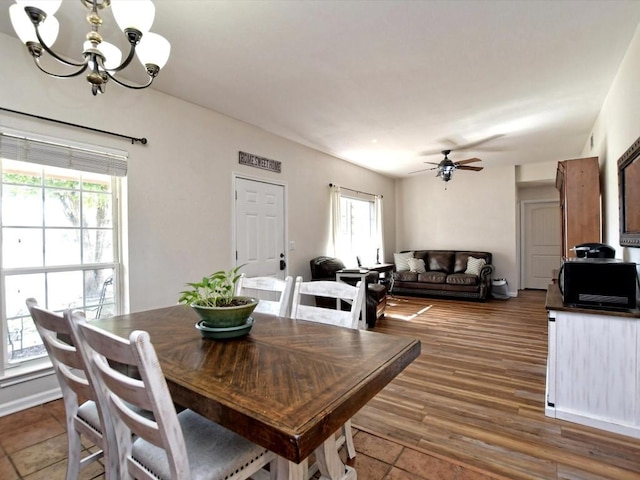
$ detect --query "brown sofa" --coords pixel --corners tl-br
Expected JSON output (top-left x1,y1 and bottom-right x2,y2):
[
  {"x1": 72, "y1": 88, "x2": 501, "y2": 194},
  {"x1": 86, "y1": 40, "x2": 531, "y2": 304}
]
[{"x1": 391, "y1": 250, "x2": 493, "y2": 301}]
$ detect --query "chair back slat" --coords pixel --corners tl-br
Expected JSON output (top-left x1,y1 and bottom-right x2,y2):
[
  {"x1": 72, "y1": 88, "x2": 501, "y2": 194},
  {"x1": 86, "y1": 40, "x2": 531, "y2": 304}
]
[
  {"x1": 26, "y1": 300, "x2": 96, "y2": 402},
  {"x1": 235, "y1": 274, "x2": 294, "y2": 317},
  {"x1": 79, "y1": 322, "x2": 191, "y2": 480},
  {"x1": 57, "y1": 363, "x2": 95, "y2": 400},
  {"x1": 290, "y1": 279, "x2": 365, "y2": 329}
]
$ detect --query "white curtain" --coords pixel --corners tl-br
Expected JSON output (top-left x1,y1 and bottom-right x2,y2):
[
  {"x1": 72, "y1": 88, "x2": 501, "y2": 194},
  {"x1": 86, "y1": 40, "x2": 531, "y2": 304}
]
[
  {"x1": 330, "y1": 184, "x2": 344, "y2": 258},
  {"x1": 374, "y1": 195, "x2": 384, "y2": 264}
]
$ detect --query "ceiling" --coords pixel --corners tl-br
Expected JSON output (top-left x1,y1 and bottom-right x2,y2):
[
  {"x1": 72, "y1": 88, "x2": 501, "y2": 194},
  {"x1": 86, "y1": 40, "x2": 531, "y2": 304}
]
[{"x1": 2, "y1": 0, "x2": 640, "y2": 178}]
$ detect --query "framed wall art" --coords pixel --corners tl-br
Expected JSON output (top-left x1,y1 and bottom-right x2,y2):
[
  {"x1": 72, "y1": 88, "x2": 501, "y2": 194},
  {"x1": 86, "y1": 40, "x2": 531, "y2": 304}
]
[{"x1": 618, "y1": 135, "x2": 640, "y2": 246}]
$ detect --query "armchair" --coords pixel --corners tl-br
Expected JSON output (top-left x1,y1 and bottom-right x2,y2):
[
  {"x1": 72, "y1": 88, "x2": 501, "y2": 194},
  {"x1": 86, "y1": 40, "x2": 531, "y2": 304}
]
[{"x1": 309, "y1": 256, "x2": 387, "y2": 327}]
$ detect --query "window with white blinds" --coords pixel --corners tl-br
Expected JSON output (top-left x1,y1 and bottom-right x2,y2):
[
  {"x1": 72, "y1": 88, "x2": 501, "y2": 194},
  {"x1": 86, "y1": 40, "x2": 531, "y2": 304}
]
[{"x1": 0, "y1": 128, "x2": 126, "y2": 369}]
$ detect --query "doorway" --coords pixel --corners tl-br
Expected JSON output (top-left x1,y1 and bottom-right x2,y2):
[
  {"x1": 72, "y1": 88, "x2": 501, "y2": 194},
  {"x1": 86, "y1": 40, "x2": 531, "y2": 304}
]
[
  {"x1": 234, "y1": 176, "x2": 287, "y2": 279},
  {"x1": 521, "y1": 200, "x2": 561, "y2": 289}
]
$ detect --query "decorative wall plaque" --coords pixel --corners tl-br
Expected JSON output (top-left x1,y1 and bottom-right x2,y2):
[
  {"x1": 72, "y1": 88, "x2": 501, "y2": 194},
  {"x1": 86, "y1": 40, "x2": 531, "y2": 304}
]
[{"x1": 239, "y1": 151, "x2": 281, "y2": 173}]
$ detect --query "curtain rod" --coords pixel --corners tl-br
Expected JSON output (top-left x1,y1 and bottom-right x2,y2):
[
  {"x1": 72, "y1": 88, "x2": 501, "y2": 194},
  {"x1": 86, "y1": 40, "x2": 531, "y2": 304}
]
[
  {"x1": 0, "y1": 106, "x2": 147, "y2": 145},
  {"x1": 329, "y1": 183, "x2": 382, "y2": 198}
]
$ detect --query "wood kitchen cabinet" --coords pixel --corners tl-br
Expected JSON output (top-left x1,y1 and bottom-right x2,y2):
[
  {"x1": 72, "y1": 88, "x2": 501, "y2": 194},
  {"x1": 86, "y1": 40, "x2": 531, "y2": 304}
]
[{"x1": 555, "y1": 157, "x2": 602, "y2": 257}]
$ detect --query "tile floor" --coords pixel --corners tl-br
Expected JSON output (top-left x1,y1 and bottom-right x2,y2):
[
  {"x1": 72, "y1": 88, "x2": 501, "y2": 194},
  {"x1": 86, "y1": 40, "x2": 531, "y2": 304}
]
[{"x1": 0, "y1": 399, "x2": 500, "y2": 480}]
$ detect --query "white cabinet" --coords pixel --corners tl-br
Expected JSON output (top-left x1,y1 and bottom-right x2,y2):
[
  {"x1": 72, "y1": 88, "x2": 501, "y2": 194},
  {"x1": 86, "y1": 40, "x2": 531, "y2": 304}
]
[{"x1": 546, "y1": 309, "x2": 640, "y2": 438}]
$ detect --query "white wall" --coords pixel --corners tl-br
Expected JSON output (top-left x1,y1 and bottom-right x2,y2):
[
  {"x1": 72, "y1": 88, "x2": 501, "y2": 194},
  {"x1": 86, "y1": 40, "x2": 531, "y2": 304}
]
[
  {"x1": 582, "y1": 22, "x2": 640, "y2": 267},
  {"x1": 0, "y1": 33, "x2": 396, "y2": 310},
  {"x1": 396, "y1": 165, "x2": 518, "y2": 293},
  {"x1": 0, "y1": 33, "x2": 396, "y2": 411},
  {"x1": 516, "y1": 161, "x2": 557, "y2": 184}
]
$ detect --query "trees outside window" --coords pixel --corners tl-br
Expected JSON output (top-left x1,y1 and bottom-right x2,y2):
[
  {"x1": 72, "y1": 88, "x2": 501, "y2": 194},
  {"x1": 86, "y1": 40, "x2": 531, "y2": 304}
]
[{"x1": 1, "y1": 159, "x2": 121, "y2": 365}]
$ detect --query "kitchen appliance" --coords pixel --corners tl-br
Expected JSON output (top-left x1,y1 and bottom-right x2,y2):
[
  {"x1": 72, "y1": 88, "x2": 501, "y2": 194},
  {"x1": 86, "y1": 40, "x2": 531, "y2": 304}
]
[
  {"x1": 571, "y1": 242, "x2": 616, "y2": 258},
  {"x1": 558, "y1": 258, "x2": 638, "y2": 311}
]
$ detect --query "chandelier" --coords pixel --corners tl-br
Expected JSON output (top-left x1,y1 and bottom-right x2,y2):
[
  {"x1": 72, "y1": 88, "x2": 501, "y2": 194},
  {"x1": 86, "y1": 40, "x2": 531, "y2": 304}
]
[{"x1": 9, "y1": 0, "x2": 171, "y2": 96}]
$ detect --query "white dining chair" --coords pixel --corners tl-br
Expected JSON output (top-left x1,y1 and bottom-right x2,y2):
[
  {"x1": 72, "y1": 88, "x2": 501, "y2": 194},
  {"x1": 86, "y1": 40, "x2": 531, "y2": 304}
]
[
  {"x1": 25, "y1": 298, "x2": 118, "y2": 480},
  {"x1": 235, "y1": 274, "x2": 294, "y2": 317},
  {"x1": 289, "y1": 277, "x2": 366, "y2": 466},
  {"x1": 77, "y1": 317, "x2": 277, "y2": 480},
  {"x1": 290, "y1": 278, "x2": 365, "y2": 330}
]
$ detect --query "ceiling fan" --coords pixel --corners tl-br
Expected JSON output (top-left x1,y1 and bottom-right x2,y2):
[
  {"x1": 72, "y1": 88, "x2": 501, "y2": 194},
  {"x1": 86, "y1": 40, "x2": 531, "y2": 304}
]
[{"x1": 409, "y1": 149, "x2": 484, "y2": 182}]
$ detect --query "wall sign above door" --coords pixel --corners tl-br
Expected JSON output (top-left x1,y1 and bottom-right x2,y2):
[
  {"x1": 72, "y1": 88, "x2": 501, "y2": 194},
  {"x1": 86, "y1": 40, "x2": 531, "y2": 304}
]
[{"x1": 239, "y1": 151, "x2": 281, "y2": 173}]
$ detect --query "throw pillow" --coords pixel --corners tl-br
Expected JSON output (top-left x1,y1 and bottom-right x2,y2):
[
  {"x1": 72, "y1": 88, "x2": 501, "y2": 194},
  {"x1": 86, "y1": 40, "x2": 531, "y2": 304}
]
[
  {"x1": 408, "y1": 257, "x2": 426, "y2": 273},
  {"x1": 393, "y1": 251, "x2": 414, "y2": 272},
  {"x1": 465, "y1": 256, "x2": 486, "y2": 276}
]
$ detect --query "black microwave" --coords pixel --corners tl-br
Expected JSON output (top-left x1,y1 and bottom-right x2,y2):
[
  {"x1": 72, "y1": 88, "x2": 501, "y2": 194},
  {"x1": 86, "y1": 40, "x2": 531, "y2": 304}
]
[{"x1": 558, "y1": 258, "x2": 639, "y2": 311}]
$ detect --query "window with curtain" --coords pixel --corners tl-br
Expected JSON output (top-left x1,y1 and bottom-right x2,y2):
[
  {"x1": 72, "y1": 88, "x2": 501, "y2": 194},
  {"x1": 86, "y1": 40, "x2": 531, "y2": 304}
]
[
  {"x1": 0, "y1": 129, "x2": 126, "y2": 369},
  {"x1": 330, "y1": 185, "x2": 383, "y2": 267}
]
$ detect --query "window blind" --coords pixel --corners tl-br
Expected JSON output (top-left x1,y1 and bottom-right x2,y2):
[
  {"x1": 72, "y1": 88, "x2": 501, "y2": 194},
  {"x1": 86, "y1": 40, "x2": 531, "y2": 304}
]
[{"x1": 0, "y1": 129, "x2": 128, "y2": 177}]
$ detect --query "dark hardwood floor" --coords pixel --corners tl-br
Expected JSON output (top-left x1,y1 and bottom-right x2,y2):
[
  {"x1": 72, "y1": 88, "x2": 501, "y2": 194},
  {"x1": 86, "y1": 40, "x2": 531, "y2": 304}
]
[{"x1": 353, "y1": 290, "x2": 640, "y2": 480}]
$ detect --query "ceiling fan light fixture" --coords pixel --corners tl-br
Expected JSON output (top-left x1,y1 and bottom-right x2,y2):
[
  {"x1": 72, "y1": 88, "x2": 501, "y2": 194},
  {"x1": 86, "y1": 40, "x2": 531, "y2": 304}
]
[{"x1": 440, "y1": 165, "x2": 455, "y2": 182}]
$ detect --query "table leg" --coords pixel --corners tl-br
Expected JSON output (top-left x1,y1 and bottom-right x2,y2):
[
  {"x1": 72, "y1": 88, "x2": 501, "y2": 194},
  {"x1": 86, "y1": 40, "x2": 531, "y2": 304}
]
[
  {"x1": 275, "y1": 456, "x2": 305, "y2": 480},
  {"x1": 314, "y1": 435, "x2": 357, "y2": 480}
]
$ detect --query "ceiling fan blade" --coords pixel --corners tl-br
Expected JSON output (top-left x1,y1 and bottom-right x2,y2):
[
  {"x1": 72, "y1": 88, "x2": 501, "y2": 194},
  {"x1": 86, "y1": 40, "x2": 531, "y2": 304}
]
[
  {"x1": 454, "y1": 157, "x2": 482, "y2": 165},
  {"x1": 408, "y1": 167, "x2": 434, "y2": 174},
  {"x1": 419, "y1": 133, "x2": 504, "y2": 156},
  {"x1": 423, "y1": 161, "x2": 441, "y2": 166},
  {"x1": 451, "y1": 134, "x2": 504, "y2": 151},
  {"x1": 456, "y1": 165, "x2": 484, "y2": 171}
]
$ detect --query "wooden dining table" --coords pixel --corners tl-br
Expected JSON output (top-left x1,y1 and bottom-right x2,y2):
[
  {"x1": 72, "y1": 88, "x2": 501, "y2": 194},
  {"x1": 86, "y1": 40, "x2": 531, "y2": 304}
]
[{"x1": 92, "y1": 305, "x2": 420, "y2": 480}]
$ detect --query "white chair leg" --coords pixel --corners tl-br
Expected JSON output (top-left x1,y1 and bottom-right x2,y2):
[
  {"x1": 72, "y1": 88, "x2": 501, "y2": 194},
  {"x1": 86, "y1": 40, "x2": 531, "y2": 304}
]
[{"x1": 65, "y1": 429, "x2": 82, "y2": 480}]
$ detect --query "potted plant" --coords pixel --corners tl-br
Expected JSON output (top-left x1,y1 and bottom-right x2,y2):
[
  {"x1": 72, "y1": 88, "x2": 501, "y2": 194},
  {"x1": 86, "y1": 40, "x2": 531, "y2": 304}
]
[{"x1": 178, "y1": 266, "x2": 258, "y2": 330}]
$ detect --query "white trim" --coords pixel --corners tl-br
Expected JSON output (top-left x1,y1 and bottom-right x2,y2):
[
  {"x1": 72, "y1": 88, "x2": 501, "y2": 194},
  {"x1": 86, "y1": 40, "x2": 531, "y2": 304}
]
[
  {"x1": 0, "y1": 360, "x2": 53, "y2": 382},
  {"x1": 0, "y1": 368, "x2": 55, "y2": 388},
  {"x1": 0, "y1": 387, "x2": 61, "y2": 417}
]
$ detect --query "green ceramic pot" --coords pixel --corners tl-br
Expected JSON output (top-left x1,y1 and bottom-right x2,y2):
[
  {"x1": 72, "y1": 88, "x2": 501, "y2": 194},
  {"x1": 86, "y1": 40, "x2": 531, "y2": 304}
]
[{"x1": 191, "y1": 296, "x2": 259, "y2": 328}]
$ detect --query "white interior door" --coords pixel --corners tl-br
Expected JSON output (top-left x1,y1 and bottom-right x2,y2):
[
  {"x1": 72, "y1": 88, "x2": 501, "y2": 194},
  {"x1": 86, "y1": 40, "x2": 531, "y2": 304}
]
[
  {"x1": 523, "y1": 201, "x2": 561, "y2": 289},
  {"x1": 235, "y1": 177, "x2": 286, "y2": 279}
]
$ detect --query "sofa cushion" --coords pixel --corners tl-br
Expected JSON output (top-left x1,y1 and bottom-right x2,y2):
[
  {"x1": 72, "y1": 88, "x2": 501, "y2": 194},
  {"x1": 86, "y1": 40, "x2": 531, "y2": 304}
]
[
  {"x1": 427, "y1": 251, "x2": 454, "y2": 273},
  {"x1": 413, "y1": 250, "x2": 429, "y2": 263},
  {"x1": 393, "y1": 251, "x2": 414, "y2": 272},
  {"x1": 446, "y1": 273, "x2": 479, "y2": 286},
  {"x1": 408, "y1": 258, "x2": 426, "y2": 273},
  {"x1": 394, "y1": 271, "x2": 418, "y2": 282},
  {"x1": 465, "y1": 256, "x2": 486, "y2": 276},
  {"x1": 418, "y1": 271, "x2": 447, "y2": 284},
  {"x1": 454, "y1": 252, "x2": 471, "y2": 273},
  {"x1": 454, "y1": 252, "x2": 491, "y2": 272}
]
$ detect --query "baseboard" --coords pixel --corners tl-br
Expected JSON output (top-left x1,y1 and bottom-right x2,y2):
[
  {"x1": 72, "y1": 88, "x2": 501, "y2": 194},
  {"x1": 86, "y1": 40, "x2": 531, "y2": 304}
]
[{"x1": 0, "y1": 387, "x2": 61, "y2": 417}]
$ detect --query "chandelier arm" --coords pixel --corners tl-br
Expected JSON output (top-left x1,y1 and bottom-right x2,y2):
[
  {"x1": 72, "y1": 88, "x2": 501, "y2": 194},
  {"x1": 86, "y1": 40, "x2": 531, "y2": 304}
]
[
  {"x1": 96, "y1": 56, "x2": 154, "y2": 90},
  {"x1": 33, "y1": 24, "x2": 87, "y2": 68},
  {"x1": 107, "y1": 40, "x2": 138, "y2": 73},
  {"x1": 32, "y1": 57, "x2": 89, "y2": 78},
  {"x1": 103, "y1": 70, "x2": 154, "y2": 90}
]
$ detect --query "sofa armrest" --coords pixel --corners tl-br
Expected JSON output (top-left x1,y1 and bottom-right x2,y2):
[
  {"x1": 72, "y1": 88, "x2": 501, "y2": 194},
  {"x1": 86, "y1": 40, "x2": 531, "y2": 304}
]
[{"x1": 479, "y1": 264, "x2": 494, "y2": 284}]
